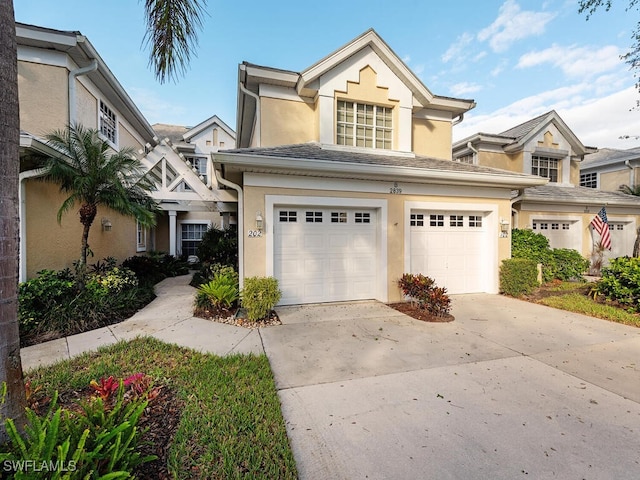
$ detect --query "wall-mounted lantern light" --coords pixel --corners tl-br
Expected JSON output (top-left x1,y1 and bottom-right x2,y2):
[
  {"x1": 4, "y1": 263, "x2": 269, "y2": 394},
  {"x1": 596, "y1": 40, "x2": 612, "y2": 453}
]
[
  {"x1": 499, "y1": 218, "x2": 509, "y2": 238},
  {"x1": 101, "y1": 218, "x2": 112, "y2": 232},
  {"x1": 255, "y1": 211, "x2": 264, "y2": 232}
]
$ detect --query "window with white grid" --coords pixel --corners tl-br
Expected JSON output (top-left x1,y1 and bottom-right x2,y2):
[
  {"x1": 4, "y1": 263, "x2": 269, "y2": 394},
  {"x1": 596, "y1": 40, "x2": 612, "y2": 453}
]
[
  {"x1": 531, "y1": 156, "x2": 558, "y2": 182},
  {"x1": 336, "y1": 100, "x2": 392, "y2": 149},
  {"x1": 99, "y1": 100, "x2": 117, "y2": 145},
  {"x1": 186, "y1": 156, "x2": 208, "y2": 184}
]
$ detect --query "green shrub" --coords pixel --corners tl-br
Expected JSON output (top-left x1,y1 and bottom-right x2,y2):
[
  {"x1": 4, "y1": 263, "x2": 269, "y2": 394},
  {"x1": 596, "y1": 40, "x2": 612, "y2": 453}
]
[
  {"x1": 511, "y1": 228, "x2": 587, "y2": 282},
  {"x1": 397, "y1": 273, "x2": 452, "y2": 317},
  {"x1": 196, "y1": 272, "x2": 240, "y2": 310},
  {"x1": 241, "y1": 277, "x2": 282, "y2": 321},
  {"x1": 500, "y1": 258, "x2": 539, "y2": 297},
  {"x1": 1, "y1": 381, "x2": 154, "y2": 479},
  {"x1": 191, "y1": 263, "x2": 239, "y2": 288},
  {"x1": 591, "y1": 256, "x2": 640, "y2": 310},
  {"x1": 196, "y1": 226, "x2": 238, "y2": 268},
  {"x1": 122, "y1": 255, "x2": 166, "y2": 286}
]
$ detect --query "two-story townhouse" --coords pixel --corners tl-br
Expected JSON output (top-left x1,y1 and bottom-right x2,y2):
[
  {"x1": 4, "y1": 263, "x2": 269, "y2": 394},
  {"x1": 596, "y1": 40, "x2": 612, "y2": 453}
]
[
  {"x1": 453, "y1": 111, "x2": 640, "y2": 262},
  {"x1": 17, "y1": 23, "x2": 236, "y2": 278},
  {"x1": 579, "y1": 147, "x2": 640, "y2": 192},
  {"x1": 213, "y1": 29, "x2": 546, "y2": 305}
]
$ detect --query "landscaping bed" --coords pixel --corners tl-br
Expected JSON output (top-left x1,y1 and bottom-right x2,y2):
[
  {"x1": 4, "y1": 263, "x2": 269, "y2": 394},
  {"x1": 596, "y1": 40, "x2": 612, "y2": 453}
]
[{"x1": 387, "y1": 302, "x2": 455, "y2": 322}]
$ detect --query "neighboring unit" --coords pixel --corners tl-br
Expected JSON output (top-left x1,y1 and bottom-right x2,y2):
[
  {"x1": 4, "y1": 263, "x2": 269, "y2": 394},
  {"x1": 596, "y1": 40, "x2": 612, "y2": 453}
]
[
  {"x1": 214, "y1": 29, "x2": 546, "y2": 305},
  {"x1": 453, "y1": 110, "x2": 640, "y2": 262},
  {"x1": 17, "y1": 22, "x2": 236, "y2": 279}
]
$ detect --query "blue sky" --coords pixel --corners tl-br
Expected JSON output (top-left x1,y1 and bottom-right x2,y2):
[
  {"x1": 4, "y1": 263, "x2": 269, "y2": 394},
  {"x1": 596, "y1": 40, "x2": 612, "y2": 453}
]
[{"x1": 14, "y1": 0, "x2": 640, "y2": 149}]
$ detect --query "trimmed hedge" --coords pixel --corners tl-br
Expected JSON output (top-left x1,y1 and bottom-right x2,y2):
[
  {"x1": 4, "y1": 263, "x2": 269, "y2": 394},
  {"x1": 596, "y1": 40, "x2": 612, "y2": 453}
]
[{"x1": 500, "y1": 258, "x2": 539, "y2": 297}]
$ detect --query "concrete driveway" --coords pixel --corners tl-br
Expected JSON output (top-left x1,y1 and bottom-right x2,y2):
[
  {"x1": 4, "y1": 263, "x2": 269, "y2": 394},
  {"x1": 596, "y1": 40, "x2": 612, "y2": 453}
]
[{"x1": 263, "y1": 295, "x2": 640, "y2": 480}]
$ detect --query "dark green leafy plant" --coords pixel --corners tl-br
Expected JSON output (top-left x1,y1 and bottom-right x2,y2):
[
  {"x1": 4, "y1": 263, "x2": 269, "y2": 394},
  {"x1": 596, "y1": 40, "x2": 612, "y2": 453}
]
[
  {"x1": 196, "y1": 226, "x2": 238, "y2": 268},
  {"x1": 397, "y1": 273, "x2": 452, "y2": 317},
  {"x1": 196, "y1": 272, "x2": 239, "y2": 310},
  {"x1": 500, "y1": 258, "x2": 539, "y2": 297},
  {"x1": 241, "y1": 277, "x2": 282, "y2": 321},
  {"x1": 591, "y1": 256, "x2": 640, "y2": 311}
]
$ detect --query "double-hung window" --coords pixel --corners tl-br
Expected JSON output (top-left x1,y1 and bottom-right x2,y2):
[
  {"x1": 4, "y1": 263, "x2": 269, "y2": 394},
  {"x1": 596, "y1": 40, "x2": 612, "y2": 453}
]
[
  {"x1": 580, "y1": 172, "x2": 597, "y2": 188},
  {"x1": 531, "y1": 155, "x2": 558, "y2": 182},
  {"x1": 181, "y1": 223, "x2": 208, "y2": 257},
  {"x1": 336, "y1": 100, "x2": 392, "y2": 149},
  {"x1": 99, "y1": 100, "x2": 117, "y2": 146}
]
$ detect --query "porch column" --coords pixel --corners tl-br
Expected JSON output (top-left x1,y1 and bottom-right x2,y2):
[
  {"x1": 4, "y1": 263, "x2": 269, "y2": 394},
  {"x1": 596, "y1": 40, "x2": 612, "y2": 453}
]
[{"x1": 169, "y1": 210, "x2": 177, "y2": 256}]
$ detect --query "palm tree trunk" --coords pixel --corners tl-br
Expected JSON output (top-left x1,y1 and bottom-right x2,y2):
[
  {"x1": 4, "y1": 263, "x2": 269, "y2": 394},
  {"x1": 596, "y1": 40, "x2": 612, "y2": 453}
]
[
  {"x1": 634, "y1": 227, "x2": 640, "y2": 257},
  {"x1": 0, "y1": 1, "x2": 27, "y2": 441}
]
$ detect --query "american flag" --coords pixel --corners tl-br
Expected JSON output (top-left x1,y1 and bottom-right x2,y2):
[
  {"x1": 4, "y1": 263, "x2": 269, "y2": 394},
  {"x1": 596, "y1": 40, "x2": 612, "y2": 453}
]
[{"x1": 591, "y1": 207, "x2": 612, "y2": 250}]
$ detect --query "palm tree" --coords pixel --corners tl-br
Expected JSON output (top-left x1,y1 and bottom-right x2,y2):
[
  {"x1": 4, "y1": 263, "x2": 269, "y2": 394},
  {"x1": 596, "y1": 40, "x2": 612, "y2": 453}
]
[
  {"x1": 619, "y1": 184, "x2": 640, "y2": 257},
  {"x1": 43, "y1": 124, "x2": 159, "y2": 284},
  {"x1": 0, "y1": 0, "x2": 207, "y2": 440}
]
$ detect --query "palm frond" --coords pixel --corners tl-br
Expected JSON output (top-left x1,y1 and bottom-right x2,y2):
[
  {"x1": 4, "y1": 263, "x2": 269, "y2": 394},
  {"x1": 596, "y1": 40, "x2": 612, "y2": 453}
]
[{"x1": 142, "y1": 0, "x2": 207, "y2": 83}]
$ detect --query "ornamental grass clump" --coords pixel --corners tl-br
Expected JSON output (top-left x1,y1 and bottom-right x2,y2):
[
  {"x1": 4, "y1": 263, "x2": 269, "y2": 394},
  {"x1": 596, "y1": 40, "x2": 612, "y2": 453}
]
[{"x1": 397, "y1": 273, "x2": 451, "y2": 317}]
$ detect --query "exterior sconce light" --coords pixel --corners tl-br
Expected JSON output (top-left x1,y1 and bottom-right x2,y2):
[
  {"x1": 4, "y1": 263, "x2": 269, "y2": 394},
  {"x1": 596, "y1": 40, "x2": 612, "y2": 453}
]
[
  {"x1": 101, "y1": 218, "x2": 112, "y2": 232},
  {"x1": 255, "y1": 212, "x2": 264, "y2": 231},
  {"x1": 499, "y1": 219, "x2": 509, "y2": 238}
]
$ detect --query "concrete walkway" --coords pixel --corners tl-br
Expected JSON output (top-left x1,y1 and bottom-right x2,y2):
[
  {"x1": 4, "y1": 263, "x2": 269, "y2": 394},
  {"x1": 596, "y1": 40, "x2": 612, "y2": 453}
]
[
  {"x1": 20, "y1": 274, "x2": 262, "y2": 370},
  {"x1": 20, "y1": 277, "x2": 640, "y2": 479}
]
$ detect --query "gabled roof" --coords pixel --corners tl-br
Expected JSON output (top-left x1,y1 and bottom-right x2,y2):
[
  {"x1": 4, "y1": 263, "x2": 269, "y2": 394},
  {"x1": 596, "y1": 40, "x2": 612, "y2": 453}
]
[
  {"x1": 16, "y1": 22, "x2": 157, "y2": 146},
  {"x1": 183, "y1": 115, "x2": 236, "y2": 143},
  {"x1": 454, "y1": 110, "x2": 587, "y2": 156},
  {"x1": 215, "y1": 143, "x2": 545, "y2": 188},
  {"x1": 518, "y1": 184, "x2": 640, "y2": 207}
]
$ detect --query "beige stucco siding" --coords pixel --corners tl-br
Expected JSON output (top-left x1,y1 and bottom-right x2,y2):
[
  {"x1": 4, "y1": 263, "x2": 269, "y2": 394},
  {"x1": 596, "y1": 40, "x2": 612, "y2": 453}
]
[
  {"x1": 18, "y1": 62, "x2": 68, "y2": 135},
  {"x1": 75, "y1": 80, "x2": 98, "y2": 129},
  {"x1": 243, "y1": 185, "x2": 511, "y2": 302},
  {"x1": 24, "y1": 180, "x2": 139, "y2": 278},
  {"x1": 412, "y1": 118, "x2": 452, "y2": 160},
  {"x1": 478, "y1": 151, "x2": 523, "y2": 173},
  {"x1": 600, "y1": 170, "x2": 630, "y2": 192},
  {"x1": 260, "y1": 97, "x2": 317, "y2": 147},
  {"x1": 570, "y1": 160, "x2": 580, "y2": 186}
]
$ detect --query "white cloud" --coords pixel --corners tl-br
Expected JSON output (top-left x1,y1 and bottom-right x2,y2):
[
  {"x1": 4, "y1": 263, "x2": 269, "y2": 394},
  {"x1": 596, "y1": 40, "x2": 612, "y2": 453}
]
[
  {"x1": 442, "y1": 32, "x2": 474, "y2": 63},
  {"x1": 517, "y1": 44, "x2": 623, "y2": 78},
  {"x1": 478, "y1": 0, "x2": 557, "y2": 53},
  {"x1": 449, "y1": 82, "x2": 483, "y2": 96},
  {"x1": 127, "y1": 87, "x2": 189, "y2": 125},
  {"x1": 454, "y1": 86, "x2": 640, "y2": 149}
]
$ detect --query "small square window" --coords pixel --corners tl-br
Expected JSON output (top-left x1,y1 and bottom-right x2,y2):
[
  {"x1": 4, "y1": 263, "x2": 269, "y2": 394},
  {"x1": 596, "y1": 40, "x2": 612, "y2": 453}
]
[
  {"x1": 279, "y1": 211, "x2": 297, "y2": 222},
  {"x1": 450, "y1": 215, "x2": 464, "y2": 227},
  {"x1": 616, "y1": 224, "x2": 624, "y2": 231},
  {"x1": 306, "y1": 211, "x2": 323, "y2": 223},
  {"x1": 331, "y1": 212, "x2": 347, "y2": 223},
  {"x1": 551, "y1": 223, "x2": 559, "y2": 230},
  {"x1": 562, "y1": 223, "x2": 570, "y2": 230},
  {"x1": 539, "y1": 223, "x2": 548, "y2": 230},
  {"x1": 429, "y1": 214, "x2": 444, "y2": 227},
  {"x1": 355, "y1": 212, "x2": 371, "y2": 224},
  {"x1": 410, "y1": 213, "x2": 424, "y2": 227},
  {"x1": 469, "y1": 215, "x2": 483, "y2": 227}
]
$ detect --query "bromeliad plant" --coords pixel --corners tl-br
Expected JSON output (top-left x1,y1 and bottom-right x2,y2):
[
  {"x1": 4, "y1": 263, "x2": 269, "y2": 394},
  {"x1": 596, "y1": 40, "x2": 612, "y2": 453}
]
[{"x1": 398, "y1": 273, "x2": 452, "y2": 317}]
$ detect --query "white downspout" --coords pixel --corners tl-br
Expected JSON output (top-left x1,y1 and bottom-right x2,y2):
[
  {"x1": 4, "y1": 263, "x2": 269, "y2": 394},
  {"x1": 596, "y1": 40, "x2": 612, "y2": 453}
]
[
  {"x1": 214, "y1": 167, "x2": 244, "y2": 289},
  {"x1": 466, "y1": 141, "x2": 479, "y2": 164},
  {"x1": 510, "y1": 189, "x2": 524, "y2": 229},
  {"x1": 239, "y1": 82, "x2": 260, "y2": 148},
  {"x1": 68, "y1": 59, "x2": 98, "y2": 125},
  {"x1": 625, "y1": 160, "x2": 634, "y2": 188},
  {"x1": 19, "y1": 169, "x2": 46, "y2": 282}
]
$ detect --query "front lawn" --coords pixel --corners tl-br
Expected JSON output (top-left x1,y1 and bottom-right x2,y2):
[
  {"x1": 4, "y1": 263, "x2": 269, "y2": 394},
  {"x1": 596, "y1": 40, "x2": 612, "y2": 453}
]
[
  {"x1": 17, "y1": 337, "x2": 297, "y2": 479},
  {"x1": 524, "y1": 281, "x2": 640, "y2": 328}
]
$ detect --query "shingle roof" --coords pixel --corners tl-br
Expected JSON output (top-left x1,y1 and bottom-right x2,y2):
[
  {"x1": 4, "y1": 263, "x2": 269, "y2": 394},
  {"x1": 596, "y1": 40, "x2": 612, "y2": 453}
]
[
  {"x1": 221, "y1": 142, "x2": 536, "y2": 178},
  {"x1": 521, "y1": 184, "x2": 640, "y2": 206},
  {"x1": 498, "y1": 110, "x2": 555, "y2": 140},
  {"x1": 581, "y1": 146, "x2": 640, "y2": 168},
  {"x1": 152, "y1": 123, "x2": 189, "y2": 144}
]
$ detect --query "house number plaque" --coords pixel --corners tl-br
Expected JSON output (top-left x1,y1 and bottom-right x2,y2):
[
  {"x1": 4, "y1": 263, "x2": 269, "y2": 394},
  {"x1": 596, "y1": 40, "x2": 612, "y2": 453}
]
[
  {"x1": 247, "y1": 230, "x2": 263, "y2": 238},
  {"x1": 390, "y1": 182, "x2": 402, "y2": 194}
]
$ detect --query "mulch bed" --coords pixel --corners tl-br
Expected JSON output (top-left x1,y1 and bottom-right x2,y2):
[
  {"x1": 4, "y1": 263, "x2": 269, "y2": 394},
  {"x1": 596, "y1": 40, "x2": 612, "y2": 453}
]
[
  {"x1": 194, "y1": 305, "x2": 281, "y2": 328},
  {"x1": 387, "y1": 302, "x2": 455, "y2": 322}
]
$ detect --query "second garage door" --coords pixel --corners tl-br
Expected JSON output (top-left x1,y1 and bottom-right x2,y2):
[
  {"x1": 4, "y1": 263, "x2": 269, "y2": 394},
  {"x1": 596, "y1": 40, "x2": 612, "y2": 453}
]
[
  {"x1": 274, "y1": 206, "x2": 378, "y2": 305},
  {"x1": 409, "y1": 210, "x2": 490, "y2": 294}
]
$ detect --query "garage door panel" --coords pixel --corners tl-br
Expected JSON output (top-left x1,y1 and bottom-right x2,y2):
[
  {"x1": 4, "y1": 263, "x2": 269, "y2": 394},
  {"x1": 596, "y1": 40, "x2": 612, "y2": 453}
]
[
  {"x1": 275, "y1": 206, "x2": 378, "y2": 304},
  {"x1": 410, "y1": 210, "x2": 490, "y2": 295}
]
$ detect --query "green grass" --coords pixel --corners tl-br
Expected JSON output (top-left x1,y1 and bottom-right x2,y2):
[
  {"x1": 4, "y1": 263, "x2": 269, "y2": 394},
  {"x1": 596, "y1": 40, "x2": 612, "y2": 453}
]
[
  {"x1": 24, "y1": 337, "x2": 298, "y2": 479},
  {"x1": 539, "y1": 293, "x2": 640, "y2": 328}
]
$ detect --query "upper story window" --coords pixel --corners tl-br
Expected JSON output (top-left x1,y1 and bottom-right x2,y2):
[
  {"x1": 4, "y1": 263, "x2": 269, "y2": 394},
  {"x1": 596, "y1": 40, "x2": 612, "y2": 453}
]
[
  {"x1": 99, "y1": 100, "x2": 117, "y2": 146},
  {"x1": 580, "y1": 172, "x2": 597, "y2": 188},
  {"x1": 455, "y1": 154, "x2": 474, "y2": 165},
  {"x1": 336, "y1": 100, "x2": 392, "y2": 149},
  {"x1": 186, "y1": 156, "x2": 208, "y2": 184},
  {"x1": 531, "y1": 155, "x2": 558, "y2": 182}
]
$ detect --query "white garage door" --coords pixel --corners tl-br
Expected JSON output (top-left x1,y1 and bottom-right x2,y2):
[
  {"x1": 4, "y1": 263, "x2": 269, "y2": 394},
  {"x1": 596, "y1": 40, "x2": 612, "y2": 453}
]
[
  {"x1": 605, "y1": 222, "x2": 634, "y2": 262},
  {"x1": 409, "y1": 211, "x2": 490, "y2": 294},
  {"x1": 532, "y1": 220, "x2": 579, "y2": 249},
  {"x1": 274, "y1": 207, "x2": 378, "y2": 305}
]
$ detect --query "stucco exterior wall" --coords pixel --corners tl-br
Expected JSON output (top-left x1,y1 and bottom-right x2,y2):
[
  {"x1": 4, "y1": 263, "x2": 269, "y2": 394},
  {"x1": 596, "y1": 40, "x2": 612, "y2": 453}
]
[
  {"x1": 18, "y1": 61, "x2": 68, "y2": 135},
  {"x1": 478, "y1": 151, "x2": 523, "y2": 172},
  {"x1": 260, "y1": 97, "x2": 317, "y2": 147},
  {"x1": 243, "y1": 184, "x2": 511, "y2": 303},
  {"x1": 570, "y1": 160, "x2": 580, "y2": 186},
  {"x1": 412, "y1": 118, "x2": 452, "y2": 160},
  {"x1": 600, "y1": 169, "x2": 629, "y2": 192},
  {"x1": 75, "y1": 80, "x2": 98, "y2": 129},
  {"x1": 24, "y1": 180, "x2": 139, "y2": 278}
]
